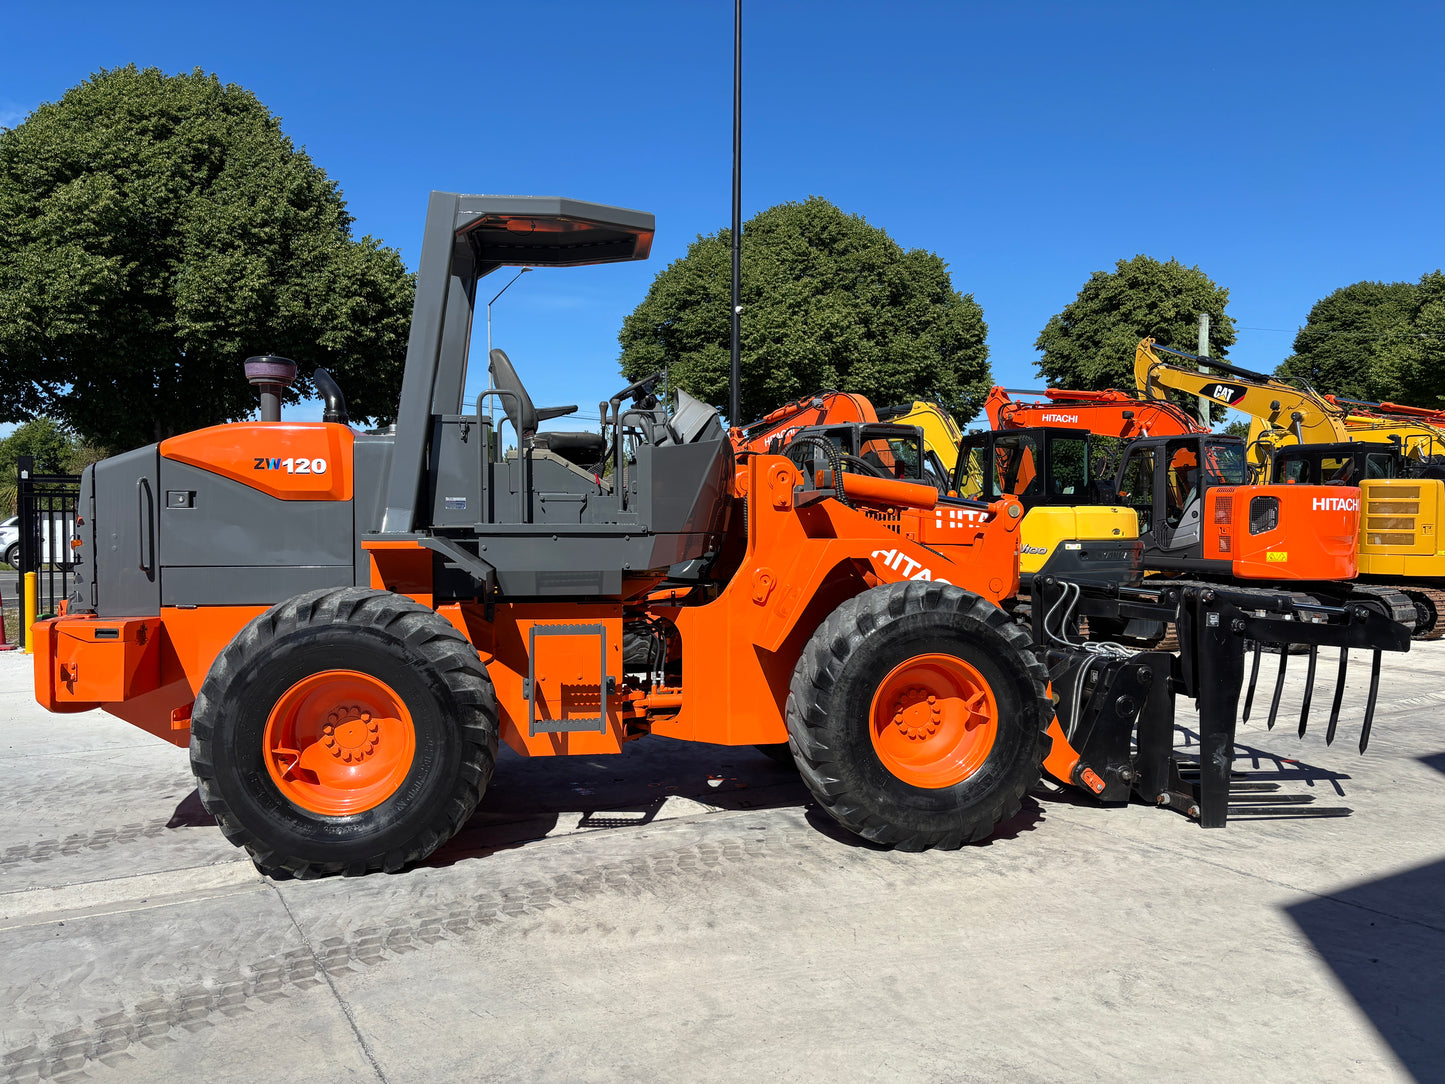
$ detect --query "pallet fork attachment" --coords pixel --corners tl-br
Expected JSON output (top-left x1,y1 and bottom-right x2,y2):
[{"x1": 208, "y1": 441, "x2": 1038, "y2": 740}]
[{"x1": 1031, "y1": 578, "x2": 1411, "y2": 827}]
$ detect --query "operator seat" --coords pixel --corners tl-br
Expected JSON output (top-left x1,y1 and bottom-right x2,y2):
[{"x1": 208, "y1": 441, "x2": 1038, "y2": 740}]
[{"x1": 490, "y1": 348, "x2": 605, "y2": 467}]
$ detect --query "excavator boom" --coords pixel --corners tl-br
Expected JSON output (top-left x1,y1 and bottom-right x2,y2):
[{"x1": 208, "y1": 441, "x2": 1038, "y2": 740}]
[
  {"x1": 1132, "y1": 338, "x2": 1445, "y2": 467},
  {"x1": 984, "y1": 385, "x2": 1204, "y2": 439}
]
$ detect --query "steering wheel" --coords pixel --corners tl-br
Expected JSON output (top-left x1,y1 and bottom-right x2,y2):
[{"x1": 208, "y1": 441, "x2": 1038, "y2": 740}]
[{"x1": 611, "y1": 372, "x2": 663, "y2": 404}]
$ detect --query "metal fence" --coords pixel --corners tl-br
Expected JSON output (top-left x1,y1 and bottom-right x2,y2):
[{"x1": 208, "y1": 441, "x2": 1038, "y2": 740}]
[{"x1": 16, "y1": 455, "x2": 81, "y2": 619}]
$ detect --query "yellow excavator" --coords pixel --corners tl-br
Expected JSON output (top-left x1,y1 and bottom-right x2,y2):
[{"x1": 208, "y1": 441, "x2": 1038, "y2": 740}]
[
  {"x1": 877, "y1": 398, "x2": 1142, "y2": 591},
  {"x1": 878, "y1": 400, "x2": 966, "y2": 474},
  {"x1": 1134, "y1": 337, "x2": 1445, "y2": 637}
]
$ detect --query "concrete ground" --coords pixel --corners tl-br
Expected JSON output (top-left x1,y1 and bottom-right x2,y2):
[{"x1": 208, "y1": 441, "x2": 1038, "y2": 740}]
[{"x1": 2, "y1": 641, "x2": 1443, "y2": 1083}]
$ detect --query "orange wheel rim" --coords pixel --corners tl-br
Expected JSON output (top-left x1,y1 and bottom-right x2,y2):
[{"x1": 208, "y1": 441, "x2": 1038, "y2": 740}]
[
  {"x1": 262, "y1": 670, "x2": 416, "y2": 815},
  {"x1": 868, "y1": 653, "x2": 998, "y2": 789}
]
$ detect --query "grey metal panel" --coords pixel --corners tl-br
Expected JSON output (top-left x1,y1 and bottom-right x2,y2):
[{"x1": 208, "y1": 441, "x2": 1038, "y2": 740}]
[
  {"x1": 429, "y1": 247, "x2": 478, "y2": 417},
  {"x1": 67, "y1": 465, "x2": 97, "y2": 612},
  {"x1": 162, "y1": 565, "x2": 353, "y2": 607},
  {"x1": 352, "y1": 436, "x2": 394, "y2": 584},
  {"x1": 381, "y1": 190, "x2": 462, "y2": 534},
  {"x1": 453, "y1": 195, "x2": 656, "y2": 251},
  {"x1": 636, "y1": 439, "x2": 731, "y2": 535},
  {"x1": 157, "y1": 461, "x2": 353, "y2": 568},
  {"x1": 93, "y1": 444, "x2": 161, "y2": 617},
  {"x1": 428, "y1": 417, "x2": 480, "y2": 528}
]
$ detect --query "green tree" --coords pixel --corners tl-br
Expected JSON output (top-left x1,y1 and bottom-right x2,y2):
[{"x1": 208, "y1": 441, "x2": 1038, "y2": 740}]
[
  {"x1": 0, "y1": 417, "x2": 98, "y2": 514},
  {"x1": 1035, "y1": 255, "x2": 1236, "y2": 392},
  {"x1": 1400, "y1": 271, "x2": 1445, "y2": 405},
  {"x1": 618, "y1": 197, "x2": 991, "y2": 423},
  {"x1": 0, "y1": 418, "x2": 78, "y2": 477},
  {"x1": 0, "y1": 66, "x2": 414, "y2": 452},
  {"x1": 1276, "y1": 280, "x2": 1419, "y2": 402},
  {"x1": 1410, "y1": 276, "x2": 1445, "y2": 404}
]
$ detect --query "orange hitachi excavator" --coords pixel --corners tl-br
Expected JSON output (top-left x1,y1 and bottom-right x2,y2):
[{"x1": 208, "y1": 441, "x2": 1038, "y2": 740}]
[
  {"x1": 1133, "y1": 337, "x2": 1445, "y2": 636},
  {"x1": 731, "y1": 390, "x2": 879, "y2": 454},
  {"x1": 976, "y1": 387, "x2": 1416, "y2": 628}
]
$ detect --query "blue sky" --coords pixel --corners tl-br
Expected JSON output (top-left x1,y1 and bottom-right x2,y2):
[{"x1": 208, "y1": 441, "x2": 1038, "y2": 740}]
[{"x1": 3, "y1": 1, "x2": 1443, "y2": 431}]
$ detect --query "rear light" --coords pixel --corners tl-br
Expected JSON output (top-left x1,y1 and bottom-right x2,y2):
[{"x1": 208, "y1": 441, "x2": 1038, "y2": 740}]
[
  {"x1": 1213, "y1": 494, "x2": 1233, "y2": 524},
  {"x1": 1249, "y1": 495, "x2": 1279, "y2": 535}
]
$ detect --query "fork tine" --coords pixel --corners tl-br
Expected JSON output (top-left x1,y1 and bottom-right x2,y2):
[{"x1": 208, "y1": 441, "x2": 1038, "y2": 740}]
[
  {"x1": 1298, "y1": 645, "x2": 1318, "y2": 738},
  {"x1": 1242, "y1": 639, "x2": 1263, "y2": 722},
  {"x1": 1266, "y1": 645, "x2": 1289, "y2": 730},
  {"x1": 1359, "y1": 650, "x2": 1383, "y2": 754},
  {"x1": 1325, "y1": 647, "x2": 1349, "y2": 746}
]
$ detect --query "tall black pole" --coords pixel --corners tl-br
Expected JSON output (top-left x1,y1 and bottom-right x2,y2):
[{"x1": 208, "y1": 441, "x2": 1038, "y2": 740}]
[{"x1": 729, "y1": 0, "x2": 742, "y2": 425}]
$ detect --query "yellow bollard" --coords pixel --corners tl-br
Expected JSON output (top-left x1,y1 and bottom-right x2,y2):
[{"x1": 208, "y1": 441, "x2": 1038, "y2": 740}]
[{"x1": 23, "y1": 571, "x2": 37, "y2": 655}]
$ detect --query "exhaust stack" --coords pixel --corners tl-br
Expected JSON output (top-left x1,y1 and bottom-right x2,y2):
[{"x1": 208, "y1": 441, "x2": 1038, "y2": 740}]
[{"x1": 245, "y1": 355, "x2": 297, "y2": 422}]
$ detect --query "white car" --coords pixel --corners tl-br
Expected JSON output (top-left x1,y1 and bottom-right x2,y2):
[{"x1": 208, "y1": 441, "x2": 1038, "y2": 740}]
[
  {"x1": 0, "y1": 515, "x2": 18, "y2": 570},
  {"x1": 1, "y1": 513, "x2": 76, "y2": 570}
]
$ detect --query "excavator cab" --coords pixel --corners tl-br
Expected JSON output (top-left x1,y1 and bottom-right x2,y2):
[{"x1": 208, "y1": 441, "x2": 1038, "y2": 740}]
[
  {"x1": 952, "y1": 428, "x2": 1144, "y2": 587},
  {"x1": 781, "y1": 422, "x2": 942, "y2": 487},
  {"x1": 1116, "y1": 435, "x2": 1247, "y2": 563},
  {"x1": 1272, "y1": 443, "x2": 1402, "y2": 487},
  {"x1": 955, "y1": 428, "x2": 1112, "y2": 507}
]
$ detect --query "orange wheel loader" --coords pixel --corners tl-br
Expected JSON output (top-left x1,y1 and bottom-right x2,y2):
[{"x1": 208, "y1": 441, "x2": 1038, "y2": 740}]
[{"x1": 32, "y1": 193, "x2": 1409, "y2": 876}]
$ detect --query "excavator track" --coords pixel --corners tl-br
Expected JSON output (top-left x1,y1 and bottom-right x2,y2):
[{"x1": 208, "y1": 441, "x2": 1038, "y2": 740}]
[
  {"x1": 1307, "y1": 583, "x2": 1419, "y2": 636},
  {"x1": 1399, "y1": 586, "x2": 1445, "y2": 641}
]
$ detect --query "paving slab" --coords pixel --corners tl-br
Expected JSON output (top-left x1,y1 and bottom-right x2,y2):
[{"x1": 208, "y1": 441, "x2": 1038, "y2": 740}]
[{"x1": 1, "y1": 640, "x2": 1443, "y2": 1082}]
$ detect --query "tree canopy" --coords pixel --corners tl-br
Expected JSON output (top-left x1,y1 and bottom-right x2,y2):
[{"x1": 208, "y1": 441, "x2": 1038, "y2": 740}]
[
  {"x1": 0, "y1": 418, "x2": 80, "y2": 478},
  {"x1": 1277, "y1": 274, "x2": 1445, "y2": 406},
  {"x1": 618, "y1": 196, "x2": 991, "y2": 424},
  {"x1": 1034, "y1": 255, "x2": 1236, "y2": 392},
  {"x1": 0, "y1": 418, "x2": 105, "y2": 513},
  {"x1": 0, "y1": 66, "x2": 414, "y2": 452}
]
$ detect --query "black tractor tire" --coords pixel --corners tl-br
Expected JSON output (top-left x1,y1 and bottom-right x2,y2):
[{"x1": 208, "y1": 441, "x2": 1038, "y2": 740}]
[
  {"x1": 190, "y1": 587, "x2": 498, "y2": 878},
  {"x1": 786, "y1": 581, "x2": 1052, "y2": 850}
]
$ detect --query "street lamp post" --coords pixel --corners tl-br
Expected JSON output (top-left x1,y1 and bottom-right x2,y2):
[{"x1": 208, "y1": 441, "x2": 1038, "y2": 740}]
[{"x1": 485, "y1": 266, "x2": 532, "y2": 426}]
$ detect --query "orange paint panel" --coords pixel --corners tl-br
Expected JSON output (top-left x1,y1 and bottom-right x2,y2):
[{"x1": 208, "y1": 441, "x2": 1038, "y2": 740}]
[
  {"x1": 1041, "y1": 716, "x2": 1080, "y2": 786},
  {"x1": 159, "y1": 605, "x2": 272, "y2": 692},
  {"x1": 652, "y1": 455, "x2": 1021, "y2": 747},
  {"x1": 35, "y1": 606, "x2": 266, "y2": 745},
  {"x1": 445, "y1": 602, "x2": 627, "y2": 758},
  {"x1": 161, "y1": 422, "x2": 354, "y2": 501},
  {"x1": 32, "y1": 618, "x2": 100, "y2": 714},
  {"x1": 1207, "y1": 485, "x2": 1359, "y2": 581},
  {"x1": 51, "y1": 618, "x2": 161, "y2": 703}
]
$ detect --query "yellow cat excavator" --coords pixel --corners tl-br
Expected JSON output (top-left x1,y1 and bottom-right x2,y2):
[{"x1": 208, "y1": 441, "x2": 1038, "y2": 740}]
[{"x1": 1134, "y1": 338, "x2": 1445, "y2": 637}]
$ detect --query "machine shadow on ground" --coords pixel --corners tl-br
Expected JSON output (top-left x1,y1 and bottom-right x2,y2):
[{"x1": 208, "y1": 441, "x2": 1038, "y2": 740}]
[
  {"x1": 428, "y1": 738, "x2": 814, "y2": 867},
  {"x1": 1172, "y1": 724, "x2": 1356, "y2": 820},
  {"x1": 1287, "y1": 751, "x2": 1445, "y2": 1081},
  {"x1": 160, "y1": 721, "x2": 1359, "y2": 869}
]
